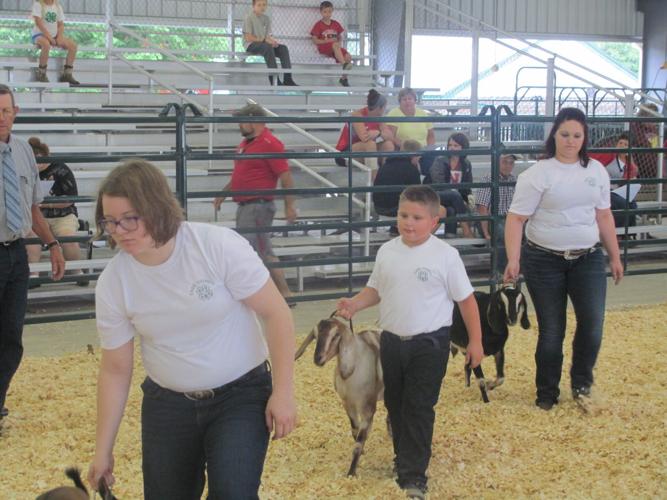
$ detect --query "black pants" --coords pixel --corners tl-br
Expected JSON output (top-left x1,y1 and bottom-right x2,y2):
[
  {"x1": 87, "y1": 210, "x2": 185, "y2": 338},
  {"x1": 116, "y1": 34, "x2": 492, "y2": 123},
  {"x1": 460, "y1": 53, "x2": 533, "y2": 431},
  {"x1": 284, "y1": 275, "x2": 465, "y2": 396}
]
[
  {"x1": 380, "y1": 328, "x2": 450, "y2": 489},
  {"x1": 610, "y1": 192, "x2": 637, "y2": 228},
  {"x1": 0, "y1": 240, "x2": 29, "y2": 410},
  {"x1": 246, "y1": 42, "x2": 292, "y2": 83}
]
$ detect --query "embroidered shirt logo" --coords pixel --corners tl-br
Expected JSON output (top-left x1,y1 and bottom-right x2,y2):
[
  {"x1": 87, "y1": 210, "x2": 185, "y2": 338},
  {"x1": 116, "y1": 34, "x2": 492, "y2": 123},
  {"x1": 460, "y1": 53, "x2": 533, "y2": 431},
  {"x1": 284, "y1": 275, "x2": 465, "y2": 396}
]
[
  {"x1": 415, "y1": 267, "x2": 432, "y2": 282},
  {"x1": 190, "y1": 280, "x2": 215, "y2": 301},
  {"x1": 45, "y1": 11, "x2": 57, "y2": 23},
  {"x1": 584, "y1": 177, "x2": 597, "y2": 187}
]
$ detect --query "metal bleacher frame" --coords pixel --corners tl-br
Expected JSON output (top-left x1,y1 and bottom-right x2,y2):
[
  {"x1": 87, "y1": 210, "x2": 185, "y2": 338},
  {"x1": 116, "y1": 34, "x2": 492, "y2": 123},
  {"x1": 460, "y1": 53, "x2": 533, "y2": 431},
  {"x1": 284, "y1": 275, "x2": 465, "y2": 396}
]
[{"x1": 14, "y1": 108, "x2": 667, "y2": 324}]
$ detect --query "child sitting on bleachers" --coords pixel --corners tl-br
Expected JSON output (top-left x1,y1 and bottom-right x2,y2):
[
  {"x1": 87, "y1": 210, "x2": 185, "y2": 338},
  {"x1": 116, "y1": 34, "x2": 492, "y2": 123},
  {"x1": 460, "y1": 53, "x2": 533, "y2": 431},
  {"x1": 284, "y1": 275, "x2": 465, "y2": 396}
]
[
  {"x1": 310, "y1": 1, "x2": 353, "y2": 86},
  {"x1": 31, "y1": 0, "x2": 79, "y2": 84},
  {"x1": 243, "y1": 0, "x2": 298, "y2": 86}
]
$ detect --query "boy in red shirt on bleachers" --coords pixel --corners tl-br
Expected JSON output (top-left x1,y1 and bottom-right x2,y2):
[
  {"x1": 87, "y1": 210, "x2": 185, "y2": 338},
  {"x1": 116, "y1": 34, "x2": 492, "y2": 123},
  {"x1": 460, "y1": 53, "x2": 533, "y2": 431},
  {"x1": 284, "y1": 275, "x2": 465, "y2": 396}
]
[{"x1": 310, "y1": 1, "x2": 353, "y2": 86}]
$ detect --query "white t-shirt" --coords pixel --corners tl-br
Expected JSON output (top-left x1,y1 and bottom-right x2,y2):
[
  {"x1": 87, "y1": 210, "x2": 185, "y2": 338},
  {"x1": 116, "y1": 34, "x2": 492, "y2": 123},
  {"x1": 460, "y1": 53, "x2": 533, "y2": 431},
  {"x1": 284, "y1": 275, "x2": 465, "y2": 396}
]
[
  {"x1": 31, "y1": 1, "x2": 65, "y2": 38},
  {"x1": 509, "y1": 157, "x2": 611, "y2": 251},
  {"x1": 95, "y1": 222, "x2": 270, "y2": 392},
  {"x1": 367, "y1": 235, "x2": 474, "y2": 336}
]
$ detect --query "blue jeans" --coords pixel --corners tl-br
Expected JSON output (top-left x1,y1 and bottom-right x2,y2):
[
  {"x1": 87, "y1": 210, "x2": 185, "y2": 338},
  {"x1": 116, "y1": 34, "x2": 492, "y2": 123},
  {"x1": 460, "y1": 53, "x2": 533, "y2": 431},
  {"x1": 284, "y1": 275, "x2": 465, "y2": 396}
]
[
  {"x1": 380, "y1": 328, "x2": 450, "y2": 490},
  {"x1": 438, "y1": 190, "x2": 467, "y2": 235},
  {"x1": 522, "y1": 244, "x2": 606, "y2": 404},
  {"x1": 141, "y1": 365, "x2": 272, "y2": 500},
  {"x1": 0, "y1": 240, "x2": 29, "y2": 411}
]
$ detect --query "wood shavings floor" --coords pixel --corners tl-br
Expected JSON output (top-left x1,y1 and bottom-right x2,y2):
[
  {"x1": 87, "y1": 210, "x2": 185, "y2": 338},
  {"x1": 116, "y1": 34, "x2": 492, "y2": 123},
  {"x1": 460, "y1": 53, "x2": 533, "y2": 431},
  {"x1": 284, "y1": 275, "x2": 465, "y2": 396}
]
[{"x1": 1, "y1": 303, "x2": 666, "y2": 499}]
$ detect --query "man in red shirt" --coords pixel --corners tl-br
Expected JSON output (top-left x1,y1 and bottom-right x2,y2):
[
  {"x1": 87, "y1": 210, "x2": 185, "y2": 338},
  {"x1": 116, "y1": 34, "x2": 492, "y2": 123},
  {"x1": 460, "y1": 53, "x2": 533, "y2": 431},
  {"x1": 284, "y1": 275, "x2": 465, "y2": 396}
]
[
  {"x1": 310, "y1": 1, "x2": 353, "y2": 86},
  {"x1": 214, "y1": 104, "x2": 297, "y2": 299}
]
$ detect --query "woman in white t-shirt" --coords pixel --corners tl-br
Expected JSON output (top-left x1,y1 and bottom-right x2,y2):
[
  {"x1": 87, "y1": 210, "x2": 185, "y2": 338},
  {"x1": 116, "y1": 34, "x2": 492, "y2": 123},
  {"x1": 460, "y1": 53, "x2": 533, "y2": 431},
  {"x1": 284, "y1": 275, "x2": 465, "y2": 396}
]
[
  {"x1": 87, "y1": 160, "x2": 296, "y2": 499},
  {"x1": 504, "y1": 107, "x2": 623, "y2": 411},
  {"x1": 31, "y1": 0, "x2": 79, "y2": 84}
]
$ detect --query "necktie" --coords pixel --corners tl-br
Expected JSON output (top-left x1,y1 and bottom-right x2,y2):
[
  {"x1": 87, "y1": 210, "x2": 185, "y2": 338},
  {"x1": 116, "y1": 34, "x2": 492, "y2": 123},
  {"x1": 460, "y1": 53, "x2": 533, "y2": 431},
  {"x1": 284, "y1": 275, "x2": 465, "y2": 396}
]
[{"x1": 2, "y1": 148, "x2": 23, "y2": 234}]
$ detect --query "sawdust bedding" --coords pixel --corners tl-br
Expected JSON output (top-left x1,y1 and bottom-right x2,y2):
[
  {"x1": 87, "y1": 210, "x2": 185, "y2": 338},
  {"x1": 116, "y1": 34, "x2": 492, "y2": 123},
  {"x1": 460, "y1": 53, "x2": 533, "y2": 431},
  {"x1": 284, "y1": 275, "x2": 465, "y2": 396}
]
[{"x1": 1, "y1": 304, "x2": 666, "y2": 499}]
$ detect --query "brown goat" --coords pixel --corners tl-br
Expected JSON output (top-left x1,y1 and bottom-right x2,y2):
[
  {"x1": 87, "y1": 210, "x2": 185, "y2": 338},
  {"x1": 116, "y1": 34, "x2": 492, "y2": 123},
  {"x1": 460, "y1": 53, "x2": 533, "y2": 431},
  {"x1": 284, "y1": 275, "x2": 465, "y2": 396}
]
[{"x1": 296, "y1": 315, "x2": 384, "y2": 476}]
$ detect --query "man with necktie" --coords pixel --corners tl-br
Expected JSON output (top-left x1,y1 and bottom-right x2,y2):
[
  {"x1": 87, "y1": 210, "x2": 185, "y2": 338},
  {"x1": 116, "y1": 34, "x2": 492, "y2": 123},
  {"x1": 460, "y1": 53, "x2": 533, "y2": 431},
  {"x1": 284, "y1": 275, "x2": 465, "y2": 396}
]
[{"x1": 0, "y1": 84, "x2": 65, "y2": 424}]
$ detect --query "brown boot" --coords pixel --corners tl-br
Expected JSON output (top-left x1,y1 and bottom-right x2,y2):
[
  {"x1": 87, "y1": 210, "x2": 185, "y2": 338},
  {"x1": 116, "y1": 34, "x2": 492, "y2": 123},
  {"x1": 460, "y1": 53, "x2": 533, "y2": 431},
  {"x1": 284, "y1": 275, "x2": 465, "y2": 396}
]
[
  {"x1": 35, "y1": 65, "x2": 49, "y2": 83},
  {"x1": 59, "y1": 65, "x2": 79, "y2": 85}
]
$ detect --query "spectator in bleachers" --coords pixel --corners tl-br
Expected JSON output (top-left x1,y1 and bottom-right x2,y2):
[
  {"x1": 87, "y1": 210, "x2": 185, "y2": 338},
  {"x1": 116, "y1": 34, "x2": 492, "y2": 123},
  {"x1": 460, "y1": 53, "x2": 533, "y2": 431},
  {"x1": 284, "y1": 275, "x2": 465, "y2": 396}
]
[
  {"x1": 425, "y1": 132, "x2": 475, "y2": 239},
  {"x1": 310, "y1": 1, "x2": 353, "y2": 87},
  {"x1": 31, "y1": 0, "x2": 79, "y2": 85},
  {"x1": 589, "y1": 132, "x2": 639, "y2": 228},
  {"x1": 213, "y1": 104, "x2": 296, "y2": 301},
  {"x1": 476, "y1": 153, "x2": 517, "y2": 274},
  {"x1": 244, "y1": 0, "x2": 298, "y2": 86},
  {"x1": 373, "y1": 140, "x2": 423, "y2": 234},
  {"x1": 89, "y1": 159, "x2": 296, "y2": 498},
  {"x1": 25, "y1": 137, "x2": 87, "y2": 286},
  {"x1": 385, "y1": 88, "x2": 435, "y2": 149},
  {"x1": 335, "y1": 89, "x2": 393, "y2": 172}
]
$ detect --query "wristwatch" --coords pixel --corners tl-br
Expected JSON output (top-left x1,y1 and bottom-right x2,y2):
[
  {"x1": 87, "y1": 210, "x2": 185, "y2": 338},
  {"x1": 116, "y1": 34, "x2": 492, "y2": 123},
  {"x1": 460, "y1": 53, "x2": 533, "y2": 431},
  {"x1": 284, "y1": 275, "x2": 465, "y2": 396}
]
[{"x1": 45, "y1": 240, "x2": 61, "y2": 250}]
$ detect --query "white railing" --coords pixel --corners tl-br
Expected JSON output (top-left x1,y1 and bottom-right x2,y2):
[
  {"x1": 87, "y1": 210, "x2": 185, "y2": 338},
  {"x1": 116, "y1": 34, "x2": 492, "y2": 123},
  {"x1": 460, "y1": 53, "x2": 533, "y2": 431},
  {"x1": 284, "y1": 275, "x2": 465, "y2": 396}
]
[{"x1": 415, "y1": 0, "x2": 664, "y2": 119}]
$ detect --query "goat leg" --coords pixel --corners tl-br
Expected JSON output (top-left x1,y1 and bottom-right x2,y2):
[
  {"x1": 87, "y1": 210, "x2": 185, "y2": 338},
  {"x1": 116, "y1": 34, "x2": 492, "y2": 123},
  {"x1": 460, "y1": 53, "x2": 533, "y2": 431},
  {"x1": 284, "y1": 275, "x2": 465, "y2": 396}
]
[
  {"x1": 347, "y1": 427, "x2": 369, "y2": 476},
  {"x1": 470, "y1": 363, "x2": 490, "y2": 403},
  {"x1": 487, "y1": 350, "x2": 506, "y2": 390},
  {"x1": 464, "y1": 362, "x2": 472, "y2": 387}
]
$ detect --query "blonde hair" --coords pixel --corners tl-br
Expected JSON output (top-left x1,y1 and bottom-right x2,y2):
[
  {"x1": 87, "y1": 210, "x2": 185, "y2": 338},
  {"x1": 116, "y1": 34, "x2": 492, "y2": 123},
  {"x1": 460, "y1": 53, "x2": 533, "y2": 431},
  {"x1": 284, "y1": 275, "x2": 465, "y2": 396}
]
[
  {"x1": 38, "y1": 0, "x2": 60, "y2": 17},
  {"x1": 94, "y1": 159, "x2": 184, "y2": 248}
]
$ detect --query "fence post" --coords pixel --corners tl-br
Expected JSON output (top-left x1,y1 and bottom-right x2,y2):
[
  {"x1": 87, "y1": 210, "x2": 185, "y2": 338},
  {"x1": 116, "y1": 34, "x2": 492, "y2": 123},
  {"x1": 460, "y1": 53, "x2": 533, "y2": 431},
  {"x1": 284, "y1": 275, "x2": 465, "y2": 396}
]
[
  {"x1": 489, "y1": 107, "x2": 502, "y2": 291},
  {"x1": 175, "y1": 105, "x2": 188, "y2": 217}
]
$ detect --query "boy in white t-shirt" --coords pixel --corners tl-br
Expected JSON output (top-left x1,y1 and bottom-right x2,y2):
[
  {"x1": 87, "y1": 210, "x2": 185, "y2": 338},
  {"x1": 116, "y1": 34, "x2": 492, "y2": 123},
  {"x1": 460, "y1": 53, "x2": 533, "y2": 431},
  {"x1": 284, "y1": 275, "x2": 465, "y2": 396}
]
[
  {"x1": 338, "y1": 185, "x2": 483, "y2": 499},
  {"x1": 31, "y1": 0, "x2": 79, "y2": 84}
]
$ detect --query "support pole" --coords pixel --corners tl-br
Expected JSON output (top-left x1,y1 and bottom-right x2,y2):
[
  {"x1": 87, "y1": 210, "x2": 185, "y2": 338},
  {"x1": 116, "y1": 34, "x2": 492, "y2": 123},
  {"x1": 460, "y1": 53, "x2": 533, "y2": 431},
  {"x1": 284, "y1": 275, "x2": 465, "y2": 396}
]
[{"x1": 403, "y1": 0, "x2": 414, "y2": 88}]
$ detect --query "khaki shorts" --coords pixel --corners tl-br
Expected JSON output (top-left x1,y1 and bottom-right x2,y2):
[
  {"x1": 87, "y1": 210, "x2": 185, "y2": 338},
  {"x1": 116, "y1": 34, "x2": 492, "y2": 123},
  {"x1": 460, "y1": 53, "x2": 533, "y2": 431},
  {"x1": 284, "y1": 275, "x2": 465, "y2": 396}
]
[
  {"x1": 46, "y1": 213, "x2": 79, "y2": 237},
  {"x1": 235, "y1": 200, "x2": 276, "y2": 259}
]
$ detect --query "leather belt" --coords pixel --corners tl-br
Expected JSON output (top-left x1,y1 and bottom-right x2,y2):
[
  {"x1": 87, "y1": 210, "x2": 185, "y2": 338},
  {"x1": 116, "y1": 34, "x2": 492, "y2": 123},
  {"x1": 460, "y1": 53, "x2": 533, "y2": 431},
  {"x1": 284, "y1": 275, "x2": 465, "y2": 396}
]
[
  {"x1": 527, "y1": 240, "x2": 597, "y2": 260},
  {"x1": 238, "y1": 198, "x2": 273, "y2": 206},
  {"x1": 386, "y1": 326, "x2": 450, "y2": 342},
  {"x1": 0, "y1": 238, "x2": 22, "y2": 247},
  {"x1": 182, "y1": 362, "x2": 270, "y2": 401}
]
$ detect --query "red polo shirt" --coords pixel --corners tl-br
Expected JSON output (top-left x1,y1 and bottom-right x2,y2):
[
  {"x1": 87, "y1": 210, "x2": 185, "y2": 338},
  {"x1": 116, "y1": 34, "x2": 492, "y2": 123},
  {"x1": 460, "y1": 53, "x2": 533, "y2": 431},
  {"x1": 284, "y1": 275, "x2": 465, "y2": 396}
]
[{"x1": 231, "y1": 127, "x2": 289, "y2": 203}]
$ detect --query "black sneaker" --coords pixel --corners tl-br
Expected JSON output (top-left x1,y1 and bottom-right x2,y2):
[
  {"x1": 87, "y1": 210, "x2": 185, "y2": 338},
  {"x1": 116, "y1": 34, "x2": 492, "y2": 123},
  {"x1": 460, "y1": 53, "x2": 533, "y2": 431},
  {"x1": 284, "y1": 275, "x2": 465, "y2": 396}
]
[
  {"x1": 339, "y1": 77, "x2": 350, "y2": 87},
  {"x1": 572, "y1": 386, "x2": 592, "y2": 412},
  {"x1": 403, "y1": 484, "x2": 426, "y2": 499},
  {"x1": 536, "y1": 399, "x2": 557, "y2": 411}
]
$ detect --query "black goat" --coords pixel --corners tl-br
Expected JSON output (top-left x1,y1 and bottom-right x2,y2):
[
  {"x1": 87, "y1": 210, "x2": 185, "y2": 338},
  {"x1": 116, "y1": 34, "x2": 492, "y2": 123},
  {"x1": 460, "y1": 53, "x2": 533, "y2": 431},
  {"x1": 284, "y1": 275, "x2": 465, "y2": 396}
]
[
  {"x1": 450, "y1": 285, "x2": 530, "y2": 403},
  {"x1": 36, "y1": 467, "x2": 118, "y2": 500}
]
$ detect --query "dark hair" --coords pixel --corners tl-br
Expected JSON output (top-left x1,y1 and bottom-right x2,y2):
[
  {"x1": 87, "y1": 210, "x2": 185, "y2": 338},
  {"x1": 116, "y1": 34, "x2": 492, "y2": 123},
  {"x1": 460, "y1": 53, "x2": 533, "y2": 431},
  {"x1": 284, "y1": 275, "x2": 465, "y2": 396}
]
[
  {"x1": 367, "y1": 89, "x2": 387, "y2": 111},
  {"x1": 616, "y1": 131, "x2": 631, "y2": 143},
  {"x1": 28, "y1": 137, "x2": 49, "y2": 156},
  {"x1": 545, "y1": 107, "x2": 590, "y2": 166},
  {"x1": 399, "y1": 185, "x2": 440, "y2": 216},
  {"x1": 447, "y1": 132, "x2": 470, "y2": 159},
  {"x1": 95, "y1": 159, "x2": 184, "y2": 249},
  {"x1": 320, "y1": 1, "x2": 333, "y2": 9},
  {"x1": 0, "y1": 84, "x2": 16, "y2": 108}
]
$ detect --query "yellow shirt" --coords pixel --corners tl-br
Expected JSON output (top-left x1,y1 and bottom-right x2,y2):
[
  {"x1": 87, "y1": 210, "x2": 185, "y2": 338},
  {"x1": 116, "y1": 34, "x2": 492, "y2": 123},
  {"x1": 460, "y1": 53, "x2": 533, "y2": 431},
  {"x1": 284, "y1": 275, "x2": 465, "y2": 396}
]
[{"x1": 387, "y1": 107, "x2": 433, "y2": 145}]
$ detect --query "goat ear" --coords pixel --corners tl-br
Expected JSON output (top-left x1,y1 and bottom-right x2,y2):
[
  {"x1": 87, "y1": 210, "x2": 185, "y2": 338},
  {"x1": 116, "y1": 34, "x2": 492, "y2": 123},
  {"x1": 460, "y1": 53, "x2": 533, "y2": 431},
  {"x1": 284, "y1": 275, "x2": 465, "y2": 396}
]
[
  {"x1": 295, "y1": 329, "x2": 316, "y2": 360},
  {"x1": 487, "y1": 294, "x2": 506, "y2": 332},
  {"x1": 520, "y1": 296, "x2": 531, "y2": 330},
  {"x1": 337, "y1": 323, "x2": 356, "y2": 380}
]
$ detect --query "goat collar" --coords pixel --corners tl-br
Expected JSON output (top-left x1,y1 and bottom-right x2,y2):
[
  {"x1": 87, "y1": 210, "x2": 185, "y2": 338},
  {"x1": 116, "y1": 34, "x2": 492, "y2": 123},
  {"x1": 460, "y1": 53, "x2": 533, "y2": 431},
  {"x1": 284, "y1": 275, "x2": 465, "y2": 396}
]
[{"x1": 329, "y1": 310, "x2": 355, "y2": 334}]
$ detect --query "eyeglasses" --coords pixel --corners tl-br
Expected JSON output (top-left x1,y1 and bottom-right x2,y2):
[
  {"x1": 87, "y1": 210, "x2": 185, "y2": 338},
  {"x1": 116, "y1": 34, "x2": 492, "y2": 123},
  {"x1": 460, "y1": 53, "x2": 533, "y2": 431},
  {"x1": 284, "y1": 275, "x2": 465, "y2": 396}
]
[{"x1": 98, "y1": 215, "x2": 141, "y2": 234}]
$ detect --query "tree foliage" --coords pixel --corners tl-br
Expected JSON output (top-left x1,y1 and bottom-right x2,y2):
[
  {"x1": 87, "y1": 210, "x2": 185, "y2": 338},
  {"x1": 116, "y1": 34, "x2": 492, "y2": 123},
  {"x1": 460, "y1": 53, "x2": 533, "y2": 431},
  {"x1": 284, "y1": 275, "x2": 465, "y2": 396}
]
[{"x1": 591, "y1": 41, "x2": 640, "y2": 77}]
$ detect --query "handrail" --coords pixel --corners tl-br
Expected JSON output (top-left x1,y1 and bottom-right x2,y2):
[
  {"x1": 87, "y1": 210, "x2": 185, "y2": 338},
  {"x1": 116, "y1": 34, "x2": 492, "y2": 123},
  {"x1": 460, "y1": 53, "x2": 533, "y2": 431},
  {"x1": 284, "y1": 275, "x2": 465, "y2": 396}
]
[
  {"x1": 110, "y1": 22, "x2": 213, "y2": 83},
  {"x1": 114, "y1": 55, "x2": 208, "y2": 114},
  {"x1": 415, "y1": 0, "x2": 664, "y2": 118}
]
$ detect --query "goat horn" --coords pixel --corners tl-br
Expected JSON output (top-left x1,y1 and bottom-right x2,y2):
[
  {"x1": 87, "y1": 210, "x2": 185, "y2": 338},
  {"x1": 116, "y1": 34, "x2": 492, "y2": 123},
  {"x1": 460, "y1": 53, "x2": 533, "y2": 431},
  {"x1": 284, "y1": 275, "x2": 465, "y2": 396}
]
[{"x1": 295, "y1": 329, "x2": 316, "y2": 361}]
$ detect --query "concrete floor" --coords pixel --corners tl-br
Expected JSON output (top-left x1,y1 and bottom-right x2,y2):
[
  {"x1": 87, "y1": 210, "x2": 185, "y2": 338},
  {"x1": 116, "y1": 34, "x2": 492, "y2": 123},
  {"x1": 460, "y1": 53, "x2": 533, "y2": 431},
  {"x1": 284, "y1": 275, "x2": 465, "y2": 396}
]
[{"x1": 21, "y1": 268, "x2": 667, "y2": 358}]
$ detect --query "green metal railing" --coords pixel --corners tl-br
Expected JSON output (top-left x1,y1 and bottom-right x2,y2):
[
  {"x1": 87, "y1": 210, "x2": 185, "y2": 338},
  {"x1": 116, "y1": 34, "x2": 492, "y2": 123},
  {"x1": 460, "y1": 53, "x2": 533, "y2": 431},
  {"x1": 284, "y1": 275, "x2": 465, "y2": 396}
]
[{"x1": 16, "y1": 107, "x2": 667, "y2": 324}]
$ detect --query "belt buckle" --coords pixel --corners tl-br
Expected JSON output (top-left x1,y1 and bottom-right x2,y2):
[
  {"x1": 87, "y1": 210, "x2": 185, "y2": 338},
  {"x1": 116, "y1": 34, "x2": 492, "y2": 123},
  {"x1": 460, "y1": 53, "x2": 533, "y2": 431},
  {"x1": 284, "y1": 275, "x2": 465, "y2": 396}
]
[
  {"x1": 563, "y1": 249, "x2": 580, "y2": 260},
  {"x1": 183, "y1": 389, "x2": 215, "y2": 401}
]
